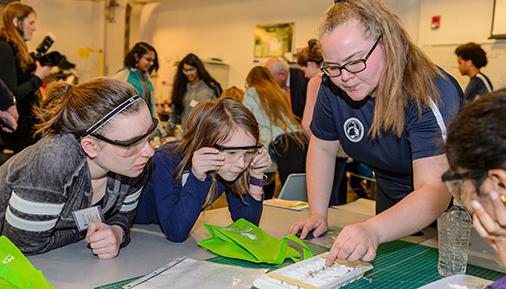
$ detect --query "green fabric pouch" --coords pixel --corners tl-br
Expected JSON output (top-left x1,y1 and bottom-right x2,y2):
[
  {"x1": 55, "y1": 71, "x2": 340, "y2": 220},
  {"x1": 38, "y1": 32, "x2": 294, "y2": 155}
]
[
  {"x1": 0, "y1": 236, "x2": 54, "y2": 289},
  {"x1": 198, "y1": 218, "x2": 313, "y2": 264}
]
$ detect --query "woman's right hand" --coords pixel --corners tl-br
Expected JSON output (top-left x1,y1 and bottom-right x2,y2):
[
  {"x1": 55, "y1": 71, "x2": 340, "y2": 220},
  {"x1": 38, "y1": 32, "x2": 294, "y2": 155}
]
[
  {"x1": 191, "y1": 147, "x2": 224, "y2": 181},
  {"x1": 288, "y1": 214, "x2": 328, "y2": 239},
  {"x1": 34, "y1": 61, "x2": 52, "y2": 80}
]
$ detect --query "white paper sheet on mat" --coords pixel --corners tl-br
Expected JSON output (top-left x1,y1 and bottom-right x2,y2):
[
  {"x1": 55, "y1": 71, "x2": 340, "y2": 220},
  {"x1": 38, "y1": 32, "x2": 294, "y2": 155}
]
[{"x1": 123, "y1": 257, "x2": 266, "y2": 289}]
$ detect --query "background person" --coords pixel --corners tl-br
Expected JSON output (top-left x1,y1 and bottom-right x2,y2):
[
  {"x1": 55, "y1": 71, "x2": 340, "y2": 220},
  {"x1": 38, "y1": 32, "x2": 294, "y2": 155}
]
[
  {"x1": 444, "y1": 89, "x2": 506, "y2": 288},
  {"x1": 243, "y1": 66, "x2": 303, "y2": 149},
  {"x1": 135, "y1": 98, "x2": 271, "y2": 242},
  {"x1": 114, "y1": 42, "x2": 159, "y2": 118},
  {"x1": 0, "y1": 79, "x2": 18, "y2": 133},
  {"x1": 455, "y1": 42, "x2": 493, "y2": 104},
  {"x1": 288, "y1": 0, "x2": 462, "y2": 264},
  {"x1": 168, "y1": 53, "x2": 222, "y2": 133},
  {"x1": 0, "y1": 78, "x2": 154, "y2": 258},
  {"x1": 297, "y1": 39, "x2": 324, "y2": 136},
  {"x1": 264, "y1": 57, "x2": 308, "y2": 120},
  {"x1": 0, "y1": 2, "x2": 51, "y2": 153}
]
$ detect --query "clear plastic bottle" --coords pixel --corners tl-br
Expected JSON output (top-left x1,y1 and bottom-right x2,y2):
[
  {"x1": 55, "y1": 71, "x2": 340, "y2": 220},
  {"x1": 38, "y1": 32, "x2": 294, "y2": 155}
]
[{"x1": 437, "y1": 199, "x2": 473, "y2": 277}]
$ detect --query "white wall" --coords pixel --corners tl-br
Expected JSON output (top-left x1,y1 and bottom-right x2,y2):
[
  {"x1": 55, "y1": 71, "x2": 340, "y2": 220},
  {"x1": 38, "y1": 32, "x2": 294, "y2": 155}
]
[
  {"x1": 25, "y1": 0, "x2": 129, "y2": 81},
  {"x1": 26, "y1": 0, "x2": 105, "y2": 81},
  {"x1": 139, "y1": 0, "x2": 422, "y2": 101},
  {"x1": 418, "y1": 0, "x2": 506, "y2": 90}
]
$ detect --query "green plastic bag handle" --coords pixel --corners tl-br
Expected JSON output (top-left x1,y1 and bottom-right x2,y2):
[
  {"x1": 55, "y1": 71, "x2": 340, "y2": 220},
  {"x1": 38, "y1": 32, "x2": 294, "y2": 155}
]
[{"x1": 282, "y1": 234, "x2": 313, "y2": 262}]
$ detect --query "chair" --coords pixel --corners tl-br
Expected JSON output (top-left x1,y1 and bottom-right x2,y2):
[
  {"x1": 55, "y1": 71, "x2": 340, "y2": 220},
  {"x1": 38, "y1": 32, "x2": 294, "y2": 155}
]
[
  {"x1": 278, "y1": 173, "x2": 307, "y2": 201},
  {"x1": 268, "y1": 131, "x2": 308, "y2": 185}
]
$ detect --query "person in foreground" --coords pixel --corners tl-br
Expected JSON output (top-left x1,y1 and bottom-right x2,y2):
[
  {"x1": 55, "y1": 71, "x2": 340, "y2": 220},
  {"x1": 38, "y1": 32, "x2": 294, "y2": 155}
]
[
  {"x1": 135, "y1": 98, "x2": 271, "y2": 242},
  {"x1": 444, "y1": 89, "x2": 506, "y2": 288},
  {"x1": 0, "y1": 78, "x2": 155, "y2": 258},
  {"x1": 288, "y1": 0, "x2": 462, "y2": 265}
]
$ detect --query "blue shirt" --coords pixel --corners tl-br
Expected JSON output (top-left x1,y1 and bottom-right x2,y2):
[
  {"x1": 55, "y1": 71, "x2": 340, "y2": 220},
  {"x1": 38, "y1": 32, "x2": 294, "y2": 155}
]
[
  {"x1": 134, "y1": 143, "x2": 263, "y2": 242},
  {"x1": 311, "y1": 71, "x2": 462, "y2": 202}
]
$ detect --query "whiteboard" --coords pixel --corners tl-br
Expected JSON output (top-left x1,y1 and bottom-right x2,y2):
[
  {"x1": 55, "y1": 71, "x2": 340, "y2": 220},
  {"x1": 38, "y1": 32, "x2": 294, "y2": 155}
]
[
  {"x1": 492, "y1": 0, "x2": 506, "y2": 38},
  {"x1": 422, "y1": 42, "x2": 506, "y2": 91}
]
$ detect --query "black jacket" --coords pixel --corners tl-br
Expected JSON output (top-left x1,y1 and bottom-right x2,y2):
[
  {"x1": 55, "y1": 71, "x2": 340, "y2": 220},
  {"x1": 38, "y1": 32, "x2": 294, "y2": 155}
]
[
  {"x1": 0, "y1": 37, "x2": 41, "y2": 152},
  {"x1": 289, "y1": 67, "x2": 308, "y2": 120}
]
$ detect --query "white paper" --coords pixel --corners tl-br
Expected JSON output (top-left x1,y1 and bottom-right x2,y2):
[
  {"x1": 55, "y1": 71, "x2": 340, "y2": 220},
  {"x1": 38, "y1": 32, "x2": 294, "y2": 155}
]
[
  {"x1": 418, "y1": 274, "x2": 493, "y2": 289},
  {"x1": 124, "y1": 258, "x2": 266, "y2": 289}
]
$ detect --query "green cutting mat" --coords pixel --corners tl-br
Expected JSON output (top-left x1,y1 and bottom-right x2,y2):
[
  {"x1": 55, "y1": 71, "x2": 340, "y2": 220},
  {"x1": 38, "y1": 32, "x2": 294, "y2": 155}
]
[{"x1": 96, "y1": 240, "x2": 504, "y2": 289}]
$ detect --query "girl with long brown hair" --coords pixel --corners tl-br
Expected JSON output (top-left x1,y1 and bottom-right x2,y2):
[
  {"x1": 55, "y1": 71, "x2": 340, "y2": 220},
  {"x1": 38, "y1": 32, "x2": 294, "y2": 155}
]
[
  {"x1": 289, "y1": 0, "x2": 463, "y2": 264},
  {"x1": 0, "y1": 77, "x2": 155, "y2": 257},
  {"x1": 135, "y1": 98, "x2": 271, "y2": 242},
  {"x1": 243, "y1": 66, "x2": 303, "y2": 148},
  {"x1": 0, "y1": 2, "x2": 51, "y2": 152}
]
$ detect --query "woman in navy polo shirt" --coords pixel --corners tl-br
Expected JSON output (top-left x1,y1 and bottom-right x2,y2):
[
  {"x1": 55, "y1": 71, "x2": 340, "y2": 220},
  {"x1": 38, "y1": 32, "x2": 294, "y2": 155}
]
[{"x1": 289, "y1": 0, "x2": 462, "y2": 265}]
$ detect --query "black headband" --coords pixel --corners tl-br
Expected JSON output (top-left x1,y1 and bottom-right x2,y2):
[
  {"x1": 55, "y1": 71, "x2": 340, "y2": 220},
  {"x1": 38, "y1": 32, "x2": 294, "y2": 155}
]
[{"x1": 85, "y1": 95, "x2": 142, "y2": 135}]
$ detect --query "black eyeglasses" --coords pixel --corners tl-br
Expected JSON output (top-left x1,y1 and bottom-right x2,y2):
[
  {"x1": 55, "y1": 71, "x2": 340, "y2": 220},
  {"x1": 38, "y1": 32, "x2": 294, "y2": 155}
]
[
  {"x1": 91, "y1": 118, "x2": 158, "y2": 148},
  {"x1": 321, "y1": 35, "x2": 383, "y2": 78},
  {"x1": 142, "y1": 55, "x2": 155, "y2": 63},
  {"x1": 182, "y1": 67, "x2": 197, "y2": 74}
]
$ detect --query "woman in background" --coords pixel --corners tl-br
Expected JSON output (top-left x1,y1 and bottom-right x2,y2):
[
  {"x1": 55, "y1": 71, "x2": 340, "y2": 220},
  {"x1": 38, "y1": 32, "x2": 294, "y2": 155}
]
[
  {"x1": 135, "y1": 98, "x2": 271, "y2": 242},
  {"x1": 168, "y1": 53, "x2": 222, "y2": 133},
  {"x1": 0, "y1": 2, "x2": 51, "y2": 152},
  {"x1": 114, "y1": 42, "x2": 159, "y2": 118},
  {"x1": 297, "y1": 39, "x2": 324, "y2": 136},
  {"x1": 243, "y1": 66, "x2": 303, "y2": 149}
]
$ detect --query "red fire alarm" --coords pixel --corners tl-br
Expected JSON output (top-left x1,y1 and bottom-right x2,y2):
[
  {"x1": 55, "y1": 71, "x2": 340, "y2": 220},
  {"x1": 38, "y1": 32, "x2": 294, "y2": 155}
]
[{"x1": 432, "y1": 16, "x2": 441, "y2": 29}]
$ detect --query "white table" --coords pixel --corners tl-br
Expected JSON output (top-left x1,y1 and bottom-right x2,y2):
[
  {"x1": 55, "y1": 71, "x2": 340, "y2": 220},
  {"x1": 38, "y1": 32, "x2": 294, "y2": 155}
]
[{"x1": 28, "y1": 200, "x2": 431, "y2": 288}]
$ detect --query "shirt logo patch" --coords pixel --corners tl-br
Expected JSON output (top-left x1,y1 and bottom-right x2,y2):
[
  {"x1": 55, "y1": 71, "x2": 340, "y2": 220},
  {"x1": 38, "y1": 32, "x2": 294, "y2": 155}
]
[{"x1": 343, "y1": 117, "x2": 364, "y2": 143}]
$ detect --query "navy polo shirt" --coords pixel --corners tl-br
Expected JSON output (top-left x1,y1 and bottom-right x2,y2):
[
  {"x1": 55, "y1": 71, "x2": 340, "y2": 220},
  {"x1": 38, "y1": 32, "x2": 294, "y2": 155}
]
[{"x1": 311, "y1": 70, "x2": 462, "y2": 202}]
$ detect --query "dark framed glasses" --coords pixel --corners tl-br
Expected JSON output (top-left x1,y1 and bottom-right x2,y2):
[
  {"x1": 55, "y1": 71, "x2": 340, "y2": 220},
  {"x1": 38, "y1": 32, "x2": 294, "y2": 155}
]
[
  {"x1": 321, "y1": 35, "x2": 383, "y2": 78},
  {"x1": 214, "y1": 144, "x2": 262, "y2": 164}
]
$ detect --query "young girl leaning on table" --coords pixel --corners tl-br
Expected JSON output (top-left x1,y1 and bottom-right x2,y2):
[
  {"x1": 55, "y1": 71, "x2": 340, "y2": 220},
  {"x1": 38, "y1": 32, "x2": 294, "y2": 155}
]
[
  {"x1": 445, "y1": 89, "x2": 506, "y2": 288},
  {"x1": 134, "y1": 98, "x2": 272, "y2": 242},
  {"x1": 0, "y1": 78, "x2": 155, "y2": 259}
]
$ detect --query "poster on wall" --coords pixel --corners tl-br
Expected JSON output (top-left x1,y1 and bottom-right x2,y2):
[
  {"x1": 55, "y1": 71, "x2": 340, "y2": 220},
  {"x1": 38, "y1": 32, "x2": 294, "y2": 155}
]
[{"x1": 254, "y1": 22, "x2": 294, "y2": 58}]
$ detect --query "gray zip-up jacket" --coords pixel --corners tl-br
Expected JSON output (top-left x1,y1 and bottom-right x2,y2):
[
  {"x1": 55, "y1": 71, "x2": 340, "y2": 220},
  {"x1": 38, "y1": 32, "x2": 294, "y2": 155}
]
[{"x1": 0, "y1": 134, "x2": 147, "y2": 254}]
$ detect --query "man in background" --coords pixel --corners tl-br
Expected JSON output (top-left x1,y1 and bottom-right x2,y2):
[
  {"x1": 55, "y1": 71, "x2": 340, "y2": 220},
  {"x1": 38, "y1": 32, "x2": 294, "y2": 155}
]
[
  {"x1": 264, "y1": 57, "x2": 308, "y2": 120},
  {"x1": 455, "y1": 42, "x2": 493, "y2": 104}
]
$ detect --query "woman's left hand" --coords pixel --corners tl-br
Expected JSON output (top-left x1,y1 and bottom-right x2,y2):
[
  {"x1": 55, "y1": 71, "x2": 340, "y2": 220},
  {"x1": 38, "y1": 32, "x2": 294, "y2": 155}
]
[
  {"x1": 85, "y1": 223, "x2": 124, "y2": 259},
  {"x1": 249, "y1": 147, "x2": 271, "y2": 178}
]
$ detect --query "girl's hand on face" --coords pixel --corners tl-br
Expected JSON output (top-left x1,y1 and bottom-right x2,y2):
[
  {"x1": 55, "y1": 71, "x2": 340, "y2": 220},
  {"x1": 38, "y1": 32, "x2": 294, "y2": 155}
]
[
  {"x1": 191, "y1": 147, "x2": 225, "y2": 181},
  {"x1": 249, "y1": 147, "x2": 271, "y2": 179}
]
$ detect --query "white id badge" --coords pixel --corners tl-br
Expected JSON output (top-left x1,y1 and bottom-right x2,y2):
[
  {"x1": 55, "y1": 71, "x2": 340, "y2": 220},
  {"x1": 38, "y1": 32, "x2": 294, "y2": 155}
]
[{"x1": 72, "y1": 206, "x2": 103, "y2": 231}]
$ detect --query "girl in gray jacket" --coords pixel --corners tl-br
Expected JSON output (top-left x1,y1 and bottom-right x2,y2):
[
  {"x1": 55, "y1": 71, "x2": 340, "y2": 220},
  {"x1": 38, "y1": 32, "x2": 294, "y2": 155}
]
[{"x1": 0, "y1": 77, "x2": 155, "y2": 259}]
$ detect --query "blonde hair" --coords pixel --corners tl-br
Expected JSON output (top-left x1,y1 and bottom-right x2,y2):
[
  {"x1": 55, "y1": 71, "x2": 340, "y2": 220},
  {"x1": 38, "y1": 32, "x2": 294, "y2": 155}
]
[
  {"x1": 176, "y1": 98, "x2": 259, "y2": 207},
  {"x1": 221, "y1": 86, "x2": 245, "y2": 102},
  {"x1": 35, "y1": 78, "x2": 142, "y2": 137},
  {"x1": 320, "y1": 0, "x2": 441, "y2": 138},
  {"x1": 246, "y1": 66, "x2": 302, "y2": 137},
  {"x1": 0, "y1": 2, "x2": 35, "y2": 72}
]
